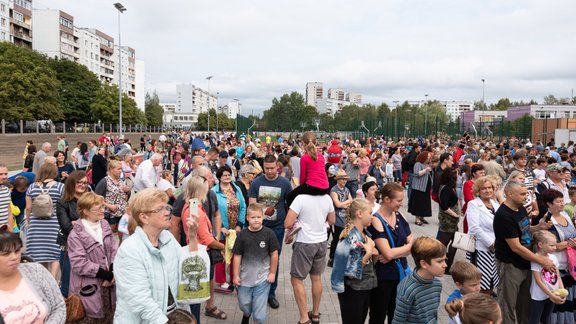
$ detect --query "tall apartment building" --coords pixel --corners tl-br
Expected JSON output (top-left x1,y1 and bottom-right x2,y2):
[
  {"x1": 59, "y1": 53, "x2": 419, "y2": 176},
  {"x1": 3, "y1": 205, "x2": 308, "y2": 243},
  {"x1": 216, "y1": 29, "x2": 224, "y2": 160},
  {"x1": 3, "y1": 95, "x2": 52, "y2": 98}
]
[
  {"x1": 442, "y1": 101, "x2": 473, "y2": 121},
  {"x1": 84, "y1": 28, "x2": 115, "y2": 83},
  {"x1": 327, "y1": 88, "x2": 345, "y2": 101},
  {"x1": 224, "y1": 100, "x2": 241, "y2": 119},
  {"x1": 75, "y1": 27, "x2": 100, "y2": 75},
  {"x1": 175, "y1": 84, "x2": 217, "y2": 126},
  {"x1": 346, "y1": 92, "x2": 362, "y2": 105},
  {"x1": 112, "y1": 46, "x2": 136, "y2": 99},
  {"x1": 135, "y1": 59, "x2": 145, "y2": 111},
  {"x1": 10, "y1": 0, "x2": 32, "y2": 48},
  {"x1": 306, "y1": 82, "x2": 323, "y2": 106},
  {"x1": 32, "y1": 9, "x2": 80, "y2": 62},
  {"x1": 0, "y1": 1, "x2": 10, "y2": 42}
]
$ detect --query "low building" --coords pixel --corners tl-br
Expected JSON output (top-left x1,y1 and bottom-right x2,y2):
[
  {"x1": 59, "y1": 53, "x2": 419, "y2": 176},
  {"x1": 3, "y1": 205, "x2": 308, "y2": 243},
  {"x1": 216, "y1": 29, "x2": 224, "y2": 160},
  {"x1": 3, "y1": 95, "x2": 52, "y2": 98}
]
[{"x1": 508, "y1": 104, "x2": 576, "y2": 121}]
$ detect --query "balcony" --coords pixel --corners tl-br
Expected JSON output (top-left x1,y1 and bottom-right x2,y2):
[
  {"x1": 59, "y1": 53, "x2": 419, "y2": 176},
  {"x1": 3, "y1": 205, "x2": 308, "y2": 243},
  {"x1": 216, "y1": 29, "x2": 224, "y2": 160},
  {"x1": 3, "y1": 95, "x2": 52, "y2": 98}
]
[
  {"x1": 10, "y1": 17, "x2": 31, "y2": 30},
  {"x1": 12, "y1": 30, "x2": 32, "y2": 42}
]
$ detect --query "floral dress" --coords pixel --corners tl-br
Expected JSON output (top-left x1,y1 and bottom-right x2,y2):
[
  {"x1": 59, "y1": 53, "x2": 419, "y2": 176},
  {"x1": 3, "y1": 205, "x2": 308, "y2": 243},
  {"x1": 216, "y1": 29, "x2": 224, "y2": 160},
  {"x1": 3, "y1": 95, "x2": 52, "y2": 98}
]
[{"x1": 224, "y1": 187, "x2": 240, "y2": 229}]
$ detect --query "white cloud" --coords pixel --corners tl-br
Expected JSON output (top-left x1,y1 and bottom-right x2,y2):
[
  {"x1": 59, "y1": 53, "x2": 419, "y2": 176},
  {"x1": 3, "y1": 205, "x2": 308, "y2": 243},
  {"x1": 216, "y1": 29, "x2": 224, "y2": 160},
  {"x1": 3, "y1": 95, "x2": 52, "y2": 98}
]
[{"x1": 37, "y1": 0, "x2": 576, "y2": 113}]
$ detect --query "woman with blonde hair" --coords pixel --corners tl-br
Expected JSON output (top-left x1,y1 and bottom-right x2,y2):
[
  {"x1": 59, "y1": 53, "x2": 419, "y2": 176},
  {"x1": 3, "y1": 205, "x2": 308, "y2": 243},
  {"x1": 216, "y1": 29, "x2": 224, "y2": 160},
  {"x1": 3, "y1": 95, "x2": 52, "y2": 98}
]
[
  {"x1": 94, "y1": 159, "x2": 130, "y2": 239},
  {"x1": 25, "y1": 162, "x2": 64, "y2": 278},
  {"x1": 68, "y1": 192, "x2": 118, "y2": 322}
]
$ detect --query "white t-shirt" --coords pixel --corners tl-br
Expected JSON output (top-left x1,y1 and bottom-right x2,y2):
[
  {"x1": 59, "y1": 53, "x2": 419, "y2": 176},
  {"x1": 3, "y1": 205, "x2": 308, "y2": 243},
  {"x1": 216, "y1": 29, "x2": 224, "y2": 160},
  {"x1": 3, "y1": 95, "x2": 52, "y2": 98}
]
[
  {"x1": 530, "y1": 253, "x2": 560, "y2": 301},
  {"x1": 534, "y1": 169, "x2": 546, "y2": 182},
  {"x1": 290, "y1": 194, "x2": 334, "y2": 244}
]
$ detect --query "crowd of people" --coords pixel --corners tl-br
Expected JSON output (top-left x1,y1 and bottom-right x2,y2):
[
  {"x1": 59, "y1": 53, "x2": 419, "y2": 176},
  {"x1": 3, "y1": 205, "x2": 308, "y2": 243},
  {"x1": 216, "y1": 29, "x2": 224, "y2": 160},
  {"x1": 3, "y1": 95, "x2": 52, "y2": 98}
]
[{"x1": 1, "y1": 130, "x2": 576, "y2": 324}]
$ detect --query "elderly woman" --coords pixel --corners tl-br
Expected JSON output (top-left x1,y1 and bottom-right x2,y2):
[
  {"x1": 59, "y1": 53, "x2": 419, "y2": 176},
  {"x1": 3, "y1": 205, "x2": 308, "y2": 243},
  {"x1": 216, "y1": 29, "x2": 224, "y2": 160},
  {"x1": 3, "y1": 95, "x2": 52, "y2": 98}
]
[
  {"x1": 462, "y1": 163, "x2": 486, "y2": 233},
  {"x1": 408, "y1": 152, "x2": 433, "y2": 226},
  {"x1": 0, "y1": 225, "x2": 66, "y2": 323},
  {"x1": 95, "y1": 160, "x2": 130, "y2": 239},
  {"x1": 67, "y1": 192, "x2": 118, "y2": 322},
  {"x1": 114, "y1": 188, "x2": 188, "y2": 323},
  {"x1": 212, "y1": 165, "x2": 246, "y2": 292},
  {"x1": 26, "y1": 162, "x2": 64, "y2": 278},
  {"x1": 465, "y1": 176, "x2": 500, "y2": 295},
  {"x1": 235, "y1": 164, "x2": 258, "y2": 207},
  {"x1": 56, "y1": 170, "x2": 89, "y2": 297}
]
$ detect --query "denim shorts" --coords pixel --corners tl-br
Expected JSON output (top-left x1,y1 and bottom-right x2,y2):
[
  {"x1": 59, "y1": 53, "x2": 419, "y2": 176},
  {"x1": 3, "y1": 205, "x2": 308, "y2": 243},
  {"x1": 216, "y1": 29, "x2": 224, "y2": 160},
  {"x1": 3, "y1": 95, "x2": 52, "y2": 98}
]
[{"x1": 237, "y1": 280, "x2": 271, "y2": 323}]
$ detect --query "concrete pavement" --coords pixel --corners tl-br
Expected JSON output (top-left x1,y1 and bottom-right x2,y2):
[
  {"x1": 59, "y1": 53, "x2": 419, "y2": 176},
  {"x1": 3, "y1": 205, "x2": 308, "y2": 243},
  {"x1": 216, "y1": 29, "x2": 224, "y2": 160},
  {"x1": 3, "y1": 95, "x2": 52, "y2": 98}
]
[{"x1": 205, "y1": 196, "x2": 462, "y2": 324}]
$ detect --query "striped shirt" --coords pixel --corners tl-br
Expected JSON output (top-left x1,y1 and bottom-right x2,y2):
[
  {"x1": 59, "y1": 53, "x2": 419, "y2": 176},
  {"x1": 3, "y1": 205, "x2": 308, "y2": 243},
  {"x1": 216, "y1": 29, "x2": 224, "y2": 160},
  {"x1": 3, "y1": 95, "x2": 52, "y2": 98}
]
[
  {"x1": 392, "y1": 270, "x2": 442, "y2": 324},
  {"x1": 0, "y1": 186, "x2": 10, "y2": 225}
]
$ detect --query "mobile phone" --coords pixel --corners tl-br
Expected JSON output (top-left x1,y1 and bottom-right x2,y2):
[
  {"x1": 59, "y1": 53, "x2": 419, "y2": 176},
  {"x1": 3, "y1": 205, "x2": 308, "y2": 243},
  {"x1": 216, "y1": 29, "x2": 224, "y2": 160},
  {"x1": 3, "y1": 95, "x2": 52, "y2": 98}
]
[
  {"x1": 189, "y1": 198, "x2": 199, "y2": 219},
  {"x1": 544, "y1": 211, "x2": 552, "y2": 222}
]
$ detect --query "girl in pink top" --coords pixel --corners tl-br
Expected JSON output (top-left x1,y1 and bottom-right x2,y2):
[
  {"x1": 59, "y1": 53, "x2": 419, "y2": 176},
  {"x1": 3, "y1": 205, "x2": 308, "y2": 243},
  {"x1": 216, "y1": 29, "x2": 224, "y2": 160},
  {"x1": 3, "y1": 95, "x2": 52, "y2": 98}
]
[{"x1": 286, "y1": 132, "x2": 329, "y2": 208}]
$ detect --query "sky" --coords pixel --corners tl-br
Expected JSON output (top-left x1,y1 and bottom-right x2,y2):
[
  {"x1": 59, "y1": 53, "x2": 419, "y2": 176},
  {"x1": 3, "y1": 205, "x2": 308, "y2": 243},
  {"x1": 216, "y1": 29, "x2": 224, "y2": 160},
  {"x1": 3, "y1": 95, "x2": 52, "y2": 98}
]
[{"x1": 36, "y1": 0, "x2": 576, "y2": 115}]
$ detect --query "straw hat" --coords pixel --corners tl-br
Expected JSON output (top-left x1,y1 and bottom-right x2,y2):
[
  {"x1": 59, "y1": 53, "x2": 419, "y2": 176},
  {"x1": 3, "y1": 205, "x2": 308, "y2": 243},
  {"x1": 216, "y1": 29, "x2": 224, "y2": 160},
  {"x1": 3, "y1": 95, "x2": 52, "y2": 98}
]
[{"x1": 335, "y1": 169, "x2": 350, "y2": 180}]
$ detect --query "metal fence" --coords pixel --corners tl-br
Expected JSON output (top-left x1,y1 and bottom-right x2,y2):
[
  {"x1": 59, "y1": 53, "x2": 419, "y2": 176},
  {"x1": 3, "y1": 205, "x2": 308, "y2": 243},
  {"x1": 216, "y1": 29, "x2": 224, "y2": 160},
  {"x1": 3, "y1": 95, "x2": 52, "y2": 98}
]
[{"x1": 1, "y1": 120, "x2": 164, "y2": 135}]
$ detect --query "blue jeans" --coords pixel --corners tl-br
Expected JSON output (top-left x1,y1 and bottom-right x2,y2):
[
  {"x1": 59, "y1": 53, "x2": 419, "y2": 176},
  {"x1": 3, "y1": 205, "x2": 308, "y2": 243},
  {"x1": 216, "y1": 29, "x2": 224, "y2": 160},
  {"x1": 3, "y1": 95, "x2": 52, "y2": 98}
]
[
  {"x1": 190, "y1": 304, "x2": 200, "y2": 324},
  {"x1": 59, "y1": 250, "x2": 71, "y2": 297},
  {"x1": 238, "y1": 281, "x2": 271, "y2": 323},
  {"x1": 267, "y1": 225, "x2": 284, "y2": 299}
]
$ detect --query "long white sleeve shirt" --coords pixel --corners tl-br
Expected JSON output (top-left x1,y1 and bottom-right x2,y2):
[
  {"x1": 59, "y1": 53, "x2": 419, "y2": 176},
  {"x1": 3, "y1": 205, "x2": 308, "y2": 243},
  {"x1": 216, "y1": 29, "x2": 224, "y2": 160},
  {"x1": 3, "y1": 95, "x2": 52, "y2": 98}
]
[{"x1": 134, "y1": 160, "x2": 159, "y2": 192}]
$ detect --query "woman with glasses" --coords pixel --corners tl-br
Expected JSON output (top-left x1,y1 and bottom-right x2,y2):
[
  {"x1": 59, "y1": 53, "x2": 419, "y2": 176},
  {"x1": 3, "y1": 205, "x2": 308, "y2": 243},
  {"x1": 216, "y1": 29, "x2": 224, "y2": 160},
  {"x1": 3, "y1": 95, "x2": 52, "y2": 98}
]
[
  {"x1": 25, "y1": 162, "x2": 64, "y2": 278},
  {"x1": 212, "y1": 165, "x2": 246, "y2": 292},
  {"x1": 95, "y1": 160, "x2": 130, "y2": 241},
  {"x1": 115, "y1": 188, "x2": 192, "y2": 323},
  {"x1": 56, "y1": 170, "x2": 89, "y2": 297},
  {"x1": 67, "y1": 192, "x2": 118, "y2": 322}
]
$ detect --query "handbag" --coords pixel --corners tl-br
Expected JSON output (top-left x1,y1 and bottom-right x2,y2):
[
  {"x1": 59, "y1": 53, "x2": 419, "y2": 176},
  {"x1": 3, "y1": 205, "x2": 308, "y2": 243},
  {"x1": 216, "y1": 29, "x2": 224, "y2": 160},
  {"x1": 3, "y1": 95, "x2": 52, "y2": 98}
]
[
  {"x1": 374, "y1": 213, "x2": 412, "y2": 281},
  {"x1": 567, "y1": 246, "x2": 576, "y2": 281},
  {"x1": 65, "y1": 294, "x2": 86, "y2": 322},
  {"x1": 453, "y1": 232, "x2": 476, "y2": 253},
  {"x1": 208, "y1": 248, "x2": 224, "y2": 265}
]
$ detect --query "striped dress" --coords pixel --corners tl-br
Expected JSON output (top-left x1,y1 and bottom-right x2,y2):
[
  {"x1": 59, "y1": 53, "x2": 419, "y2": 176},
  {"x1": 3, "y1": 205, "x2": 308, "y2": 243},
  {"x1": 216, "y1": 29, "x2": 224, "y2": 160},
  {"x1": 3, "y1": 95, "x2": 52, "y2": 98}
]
[{"x1": 26, "y1": 181, "x2": 64, "y2": 262}]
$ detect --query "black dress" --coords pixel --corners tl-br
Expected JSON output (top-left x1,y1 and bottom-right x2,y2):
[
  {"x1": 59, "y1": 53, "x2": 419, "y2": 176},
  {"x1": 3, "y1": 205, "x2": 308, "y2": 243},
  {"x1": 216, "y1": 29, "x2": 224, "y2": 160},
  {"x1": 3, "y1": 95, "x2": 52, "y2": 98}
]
[
  {"x1": 408, "y1": 176, "x2": 432, "y2": 218},
  {"x1": 91, "y1": 154, "x2": 108, "y2": 188}
]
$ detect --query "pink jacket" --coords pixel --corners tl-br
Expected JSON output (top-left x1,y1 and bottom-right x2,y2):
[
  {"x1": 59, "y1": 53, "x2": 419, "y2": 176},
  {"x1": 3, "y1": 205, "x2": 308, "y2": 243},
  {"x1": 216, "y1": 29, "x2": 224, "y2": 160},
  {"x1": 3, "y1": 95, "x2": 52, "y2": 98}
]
[
  {"x1": 300, "y1": 152, "x2": 329, "y2": 189},
  {"x1": 68, "y1": 219, "x2": 118, "y2": 318}
]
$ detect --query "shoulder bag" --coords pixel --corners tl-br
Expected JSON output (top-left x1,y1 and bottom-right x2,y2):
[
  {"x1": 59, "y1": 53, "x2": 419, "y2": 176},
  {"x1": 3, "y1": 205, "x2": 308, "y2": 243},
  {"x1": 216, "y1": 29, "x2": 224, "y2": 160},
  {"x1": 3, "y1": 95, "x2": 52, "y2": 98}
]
[
  {"x1": 453, "y1": 232, "x2": 476, "y2": 253},
  {"x1": 373, "y1": 212, "x2": 412, "y2": 281}
]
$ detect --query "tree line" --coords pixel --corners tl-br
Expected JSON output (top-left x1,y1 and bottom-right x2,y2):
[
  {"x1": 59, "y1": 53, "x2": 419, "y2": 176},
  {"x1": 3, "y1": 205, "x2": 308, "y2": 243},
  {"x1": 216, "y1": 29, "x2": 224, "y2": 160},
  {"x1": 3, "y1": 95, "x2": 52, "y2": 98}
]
[{"x1": 0, "y1": 42, "x2": 164, "y2": 127}]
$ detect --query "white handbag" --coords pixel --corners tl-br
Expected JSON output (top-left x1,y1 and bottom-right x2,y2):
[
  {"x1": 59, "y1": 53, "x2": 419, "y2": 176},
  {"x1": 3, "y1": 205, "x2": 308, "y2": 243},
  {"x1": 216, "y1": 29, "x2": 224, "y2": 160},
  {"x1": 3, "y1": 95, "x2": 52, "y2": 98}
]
[{"x1": 453, "y1": 232, "x2": 476, "y2": 253}]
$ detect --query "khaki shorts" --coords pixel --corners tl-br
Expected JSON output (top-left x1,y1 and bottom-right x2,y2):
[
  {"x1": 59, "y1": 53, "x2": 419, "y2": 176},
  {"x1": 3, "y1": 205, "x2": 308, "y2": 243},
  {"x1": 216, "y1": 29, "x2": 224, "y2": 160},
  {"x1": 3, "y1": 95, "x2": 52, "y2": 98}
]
[{"x1": 290, "y1": 241, "x2": 328, "y2": 280}]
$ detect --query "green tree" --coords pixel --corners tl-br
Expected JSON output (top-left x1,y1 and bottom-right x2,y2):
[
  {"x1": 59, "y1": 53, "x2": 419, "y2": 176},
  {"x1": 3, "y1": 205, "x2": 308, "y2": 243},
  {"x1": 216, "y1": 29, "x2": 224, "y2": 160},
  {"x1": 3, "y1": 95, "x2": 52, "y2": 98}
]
[
  {"x1": 0, "y1": 42, "x2": 62, "y2": 121},
  {"x1": 48, "y1": 58, "x2": 101, "y2": 122},
  {"x1": 263, "y1": 92, "x2": 316, "y2": 131},
  {"x1": 543, "y1": 94, "x2": 559, "y2": 105},
  {"x1": 145, "y1": 91, "x2": 164, "y2": 127},
  {"x1": 491, "y1": 98, "x2": 511, "y2": 111},
  {"x1": 91, "y1": 83, "x2": 144, "y2": 125}
]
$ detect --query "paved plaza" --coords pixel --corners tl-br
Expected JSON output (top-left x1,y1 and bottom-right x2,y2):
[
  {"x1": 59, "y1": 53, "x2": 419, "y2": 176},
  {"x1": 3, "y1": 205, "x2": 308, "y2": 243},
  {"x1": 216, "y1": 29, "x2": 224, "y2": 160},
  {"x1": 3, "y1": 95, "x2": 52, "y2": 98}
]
[{"x1": 206, "y1": 198, "x2": 459, "y2": 324}]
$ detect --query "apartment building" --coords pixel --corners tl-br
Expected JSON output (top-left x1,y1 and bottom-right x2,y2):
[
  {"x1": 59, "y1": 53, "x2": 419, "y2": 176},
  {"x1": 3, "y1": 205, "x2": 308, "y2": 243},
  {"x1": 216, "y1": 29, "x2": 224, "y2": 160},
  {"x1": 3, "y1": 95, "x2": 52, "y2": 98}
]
[
  {"x1": 175, "y1": 84, "x2": 218, "y2": 126},
  {"x1": 306, "y1": 82, "x2": 323, "y2": 106},
  {"x1": 75, "y1": 27, "x2": 101, "y2": 75},
  {"x1": 0, "y1": 0, "x2": 9, "y2": 42},
  {"x1": 327, "y1": 88, "x2": 345, "y2": 101},
  {"x1": 112, "y1": 46, "x2": 136, "y2": 99},
  {"x1": 32, "y1": 9, "x2": 80, "y2": 62},
  {"x1": 84, "y1": 28, "x2": 115, "y2": 83},
  {"x1": 224, "y1": 100, "x2": 241, "y2": 119},
  {"x1": 442, "y1": 100, "x2": 473, "y2": 121},
  {"x1": 135, "y1": 59, "x2": 145, "y2": 111},
  {"x1": 10, "y1": 0, "x2": 32, "y2": 48}
]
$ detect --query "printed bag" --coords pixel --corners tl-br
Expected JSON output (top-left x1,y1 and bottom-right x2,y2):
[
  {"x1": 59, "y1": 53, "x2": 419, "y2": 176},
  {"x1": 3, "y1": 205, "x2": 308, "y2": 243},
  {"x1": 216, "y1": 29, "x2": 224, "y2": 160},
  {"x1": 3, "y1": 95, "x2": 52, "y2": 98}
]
[
  {"x1": 567, "y1": 246, "x2": 576, "y2": 281},
  {"x1": 177, "y1": 245, "x2": 211, "y2": 304}
]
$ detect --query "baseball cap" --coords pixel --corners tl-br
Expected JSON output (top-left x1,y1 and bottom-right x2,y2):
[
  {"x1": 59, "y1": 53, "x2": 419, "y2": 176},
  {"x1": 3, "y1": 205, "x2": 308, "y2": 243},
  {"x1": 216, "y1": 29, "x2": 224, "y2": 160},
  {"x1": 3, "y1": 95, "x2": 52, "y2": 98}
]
[{"x1": 219, "y1": 151, "x2": 229, "y2": 158}]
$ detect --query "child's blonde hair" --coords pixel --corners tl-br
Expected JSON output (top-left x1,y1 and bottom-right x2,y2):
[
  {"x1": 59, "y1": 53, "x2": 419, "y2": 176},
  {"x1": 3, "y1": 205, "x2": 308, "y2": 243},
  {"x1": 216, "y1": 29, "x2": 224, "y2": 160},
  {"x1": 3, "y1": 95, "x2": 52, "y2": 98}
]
[
  {"x1": 450, "y1": 260, "x2": 482, "y2": 284},
  {"x1": 532, "y1": 230, "x2": 556, "y2": 252},
  {"x1": 301, "y1": 132, "x2": 318, "y2": 161},
  {"x1": 340, "y1": 198, "x2": 371, "y2": 239},
  {"x1": 445, "y1": 293, "x2": 501, "y2": 324}
]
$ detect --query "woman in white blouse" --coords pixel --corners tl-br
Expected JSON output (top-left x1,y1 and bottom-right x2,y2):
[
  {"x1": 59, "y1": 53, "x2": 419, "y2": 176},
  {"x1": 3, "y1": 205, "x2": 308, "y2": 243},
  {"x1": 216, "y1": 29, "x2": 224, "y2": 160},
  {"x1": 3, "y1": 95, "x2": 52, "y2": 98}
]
[{"x1": 466, "y1": 176, "x2": 500, "y2": 296}]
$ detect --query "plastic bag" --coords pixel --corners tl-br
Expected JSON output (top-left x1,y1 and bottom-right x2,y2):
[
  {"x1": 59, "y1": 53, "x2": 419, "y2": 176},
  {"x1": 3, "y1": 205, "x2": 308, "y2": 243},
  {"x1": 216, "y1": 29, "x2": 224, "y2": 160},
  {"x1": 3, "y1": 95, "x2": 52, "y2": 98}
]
[{"x1": 177, "y1": 245, "x2": 211, "y2": 304}]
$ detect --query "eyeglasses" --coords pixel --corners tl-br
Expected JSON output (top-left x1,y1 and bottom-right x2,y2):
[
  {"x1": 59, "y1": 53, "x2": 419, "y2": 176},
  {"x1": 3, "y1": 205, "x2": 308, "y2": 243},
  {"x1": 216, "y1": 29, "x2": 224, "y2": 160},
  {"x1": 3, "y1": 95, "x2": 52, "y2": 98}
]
[
  {"x1": 90, "y1": 205, "x2": 106, "y2": 212},
  {"x1": 146, "y1": 205, "x2": 173, "y2": 214},
  {"x1": 77, "y1": 181, "x2": 88, "y2": 185}
]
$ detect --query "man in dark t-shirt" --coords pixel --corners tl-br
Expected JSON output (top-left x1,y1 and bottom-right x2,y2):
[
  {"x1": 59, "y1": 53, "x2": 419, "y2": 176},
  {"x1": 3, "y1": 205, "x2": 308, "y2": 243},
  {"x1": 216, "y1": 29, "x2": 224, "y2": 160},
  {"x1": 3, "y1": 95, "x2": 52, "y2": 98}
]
[{"x1": 493, "y1": 180, "x2": 554, "y2": 324}]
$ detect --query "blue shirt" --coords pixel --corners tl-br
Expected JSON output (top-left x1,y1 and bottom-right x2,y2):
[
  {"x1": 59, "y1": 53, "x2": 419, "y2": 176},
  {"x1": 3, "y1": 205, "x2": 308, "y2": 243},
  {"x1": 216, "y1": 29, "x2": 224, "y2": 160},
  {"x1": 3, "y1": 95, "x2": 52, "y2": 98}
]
[
  {"x1": 446, "y1": 289, "x2": 463, "y2": 303},
  {"x1": 248, "y1": 175, "x2": 292, "y2": 229}
]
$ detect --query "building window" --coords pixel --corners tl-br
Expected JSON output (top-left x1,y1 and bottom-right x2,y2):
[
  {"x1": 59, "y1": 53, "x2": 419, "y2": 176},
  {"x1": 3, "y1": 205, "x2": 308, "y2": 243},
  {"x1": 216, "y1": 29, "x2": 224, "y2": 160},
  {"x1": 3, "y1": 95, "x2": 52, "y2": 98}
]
[
  {"x1": 1, "y1": 4, "x2": 5, "y2": 12},
  {"x1": 59, "y1": 17, "x2": 73, "y2": 29},
  {"x1": 15, "y1": 0, "x2": 32, "y2": 9},
  {"x1": 1, "y1": 18, "x2": 5, "y2": 26},
  {"x1": 13, "y1": 12, "x2": 24, "y2": 23}
]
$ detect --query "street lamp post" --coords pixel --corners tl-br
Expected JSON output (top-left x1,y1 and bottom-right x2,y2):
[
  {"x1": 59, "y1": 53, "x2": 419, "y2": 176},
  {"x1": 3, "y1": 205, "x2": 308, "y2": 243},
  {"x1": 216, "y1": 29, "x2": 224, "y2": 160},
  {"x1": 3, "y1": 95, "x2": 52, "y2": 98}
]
[
  {"x1": 216, "y1": 92, "x2": 219, "y2": 133},
  {"x1": 206, "y1": 76, "x2": 213, "y2": 132},
  {"x1": 113, "y1": 3, "x2": 126, "y2": 137},
  {"x1": 481, "y1": 79, "x2": 485, "y2": 105}
]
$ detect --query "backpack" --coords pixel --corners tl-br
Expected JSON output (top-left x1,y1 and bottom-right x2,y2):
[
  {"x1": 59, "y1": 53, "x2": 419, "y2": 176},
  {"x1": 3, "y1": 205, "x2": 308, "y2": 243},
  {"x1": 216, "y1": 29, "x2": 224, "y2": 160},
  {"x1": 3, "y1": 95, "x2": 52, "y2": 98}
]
[
  {"x1": 31, "y1": 182, "x2": 55, "y2": 219},
  {"x1": 534, "y1": 181, "x2": 551, "y2": 222}
]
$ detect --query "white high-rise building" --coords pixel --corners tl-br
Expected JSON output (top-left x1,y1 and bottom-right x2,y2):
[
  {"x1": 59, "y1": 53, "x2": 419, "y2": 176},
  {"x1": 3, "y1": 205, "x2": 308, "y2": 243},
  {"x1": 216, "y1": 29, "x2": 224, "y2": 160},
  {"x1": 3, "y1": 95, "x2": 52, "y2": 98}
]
[
  {"x1": 75, "y1": 27, "x2": 100, "y2": 75},
  {"x1": 112, "y1": 46, "x2": 136, "y2": 100},
  {"x1": 306, "y1": 82, "x2": 323, "y2": 107},
  {"x1": 225, "y1": 100, "x2": 241, "y2": 119},
  {"x1": 135, "y1": 59, "x2": 145, "y2": 111},
  {"x1": 175, "y1": 84, "x2": 217, "y2": 126},
  {"x1": 0, "y1": 1, "x2": 10, "y2": 42},
  {"x1": 32, "y1": 9, "x2": 80, "y2": 62},
  {"x1": 9, "y1": 0, "x2": 32, "y2": 48},
  {"x1": 328, "y1": 88, "x2": 345, "y2": 101},
  {"x1": 442, "y1": 100, "x2": 474, "y2": 121},
  {"x1": 346, "y1": 92, "x2": 362, "y2": 105},
  {"x1": 84, "y1": 28, "x2": 115, "y2": 83}
]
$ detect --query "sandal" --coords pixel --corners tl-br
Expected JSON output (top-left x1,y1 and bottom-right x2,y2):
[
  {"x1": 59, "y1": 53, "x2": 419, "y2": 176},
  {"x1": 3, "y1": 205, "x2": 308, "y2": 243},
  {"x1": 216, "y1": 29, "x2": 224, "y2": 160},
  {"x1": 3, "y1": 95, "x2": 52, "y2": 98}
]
[
  {"x1": 421, "y1": 218, "x2": 429, "y2": 224},
  {"x1": 297, "y1": 321, "x2": 312, "y2": 324},
  {"x1": 308, "y1": 311, "x2": 321, "y2": 324},
  {"x1": 205, "y1": 306, "x2": 227, "y2": 320},
  {"x1": 415, "y1": 221, "x2": 424, "y2": 226}
]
